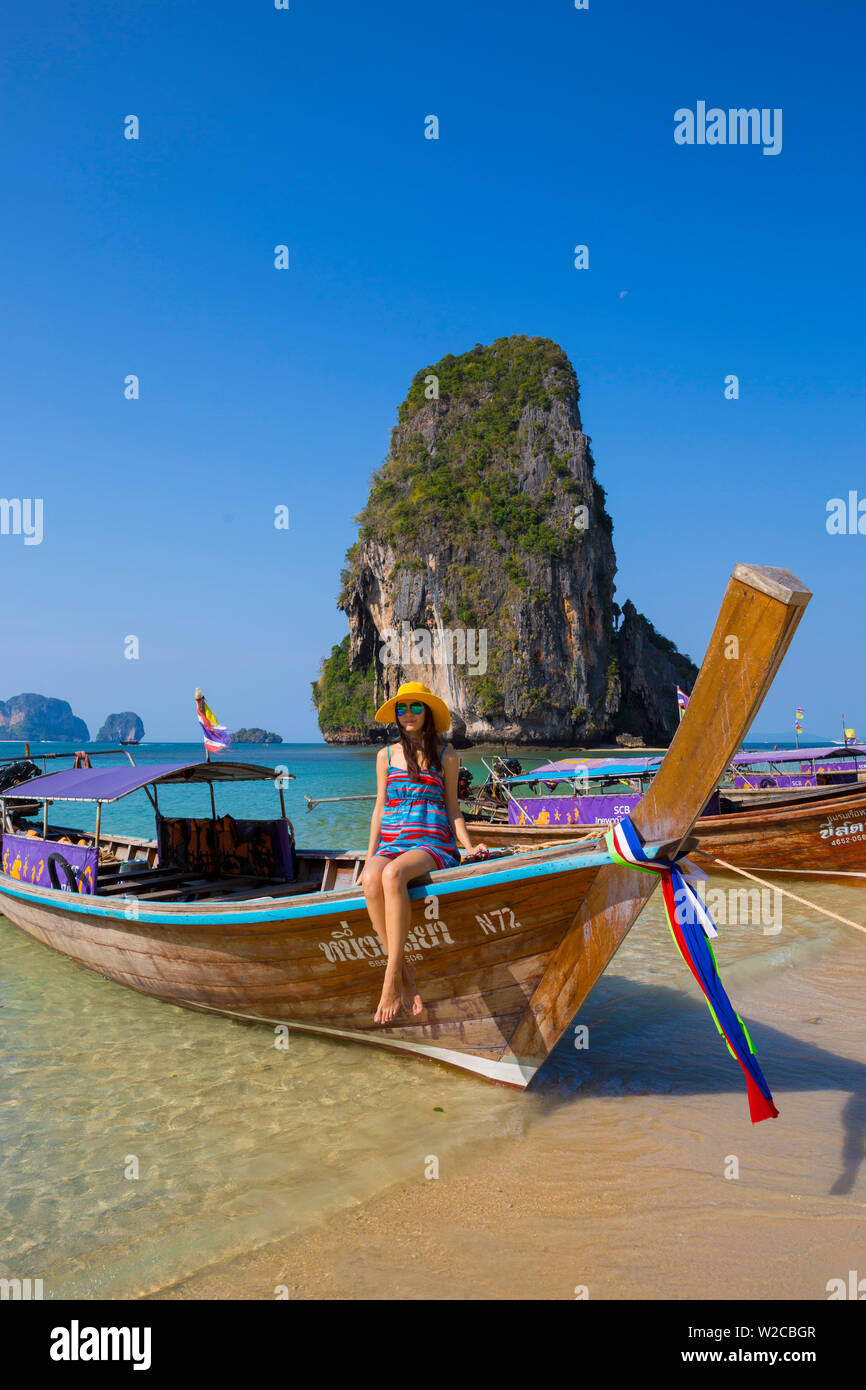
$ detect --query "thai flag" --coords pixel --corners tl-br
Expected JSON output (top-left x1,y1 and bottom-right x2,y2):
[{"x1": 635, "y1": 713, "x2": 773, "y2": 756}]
[
  {"x1": 676, "y1": 686, "x2": 690, "y2": 711},
  {"x1": 195, "y1": 689, "x2": 231, "y2": 754}
]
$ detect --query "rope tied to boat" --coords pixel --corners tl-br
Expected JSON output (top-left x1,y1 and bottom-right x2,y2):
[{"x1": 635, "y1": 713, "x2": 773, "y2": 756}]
[
  {"x1": 605, "y1": 816, "x2": 779, "y2": 1124},
  {"x1": 691, "y1": 847, "x2": 866, "y2": 936}
]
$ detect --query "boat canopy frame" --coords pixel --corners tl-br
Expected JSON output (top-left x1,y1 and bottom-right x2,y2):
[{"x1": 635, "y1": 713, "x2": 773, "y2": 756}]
[
  {"x1": 0, "y1": 760, "x2": 294, "y2": 804},
  {"x1": 0, "y1": 760, "x2": 297, "y2": 849}
]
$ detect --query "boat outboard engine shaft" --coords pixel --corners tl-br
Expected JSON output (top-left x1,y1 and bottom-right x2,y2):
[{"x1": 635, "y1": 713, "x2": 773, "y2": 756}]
[{"x1": 489, "y1": 756, "x2": 523, "y2": 801}]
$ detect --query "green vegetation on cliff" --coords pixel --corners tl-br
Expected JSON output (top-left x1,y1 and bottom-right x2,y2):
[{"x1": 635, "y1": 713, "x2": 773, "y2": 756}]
[
  {"x1": 397, "y1": 336, "x2": 576, "y2": 422},
  {"x1": 340, "y1": 336, "x2": 603, "y2": 606},
  {"x1": 312, "y1": 635, "x2": 376, "y2": 733}
]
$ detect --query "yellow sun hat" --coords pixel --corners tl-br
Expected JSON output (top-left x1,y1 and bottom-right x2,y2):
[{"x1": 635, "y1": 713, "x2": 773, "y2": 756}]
[{"x1": 374, "y1": 681, "x2": 451, "y2": 733}]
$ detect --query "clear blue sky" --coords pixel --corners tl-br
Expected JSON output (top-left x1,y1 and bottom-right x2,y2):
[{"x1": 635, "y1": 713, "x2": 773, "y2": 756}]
[{"x1": 1, "y1": 0, "x2": 863, "y2": 741}]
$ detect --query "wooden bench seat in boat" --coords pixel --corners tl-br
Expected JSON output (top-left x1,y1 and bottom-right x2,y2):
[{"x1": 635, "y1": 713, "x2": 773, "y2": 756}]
[
  {"x1": 198, "y1": 879, "x2": 322, "y2": 903},
  {"x1": 99, "y1": 865, "x2": 190, "y2": 889},
  {"x1": 319, "y1": 857, "x2": 364, "y2": 891},
  {"x1": 100, "y1": 870, "x2": 207, "y2": 896},
  {"x1": 129, "y1": 875, "x2": 290, "y2": 903}
]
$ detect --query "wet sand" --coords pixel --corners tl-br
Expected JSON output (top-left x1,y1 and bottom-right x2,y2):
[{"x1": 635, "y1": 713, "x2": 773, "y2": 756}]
[{"x1": 153, "y1": 920, "x2": 866, "y2": 1302}]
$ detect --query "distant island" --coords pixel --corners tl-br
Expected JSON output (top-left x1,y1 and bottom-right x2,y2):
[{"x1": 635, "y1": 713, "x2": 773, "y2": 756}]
[
  {"x1": 0, "y1": 693, "x2": 89, "y2": 742},
  {"x1": 231, "y1": 727, "x2": 283, "y2": 744},
  {"x1": 97, "y1": 712, "x2": 145, "y2": 743}
]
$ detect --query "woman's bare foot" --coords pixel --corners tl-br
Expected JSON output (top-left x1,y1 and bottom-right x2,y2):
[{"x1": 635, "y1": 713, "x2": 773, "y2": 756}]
[
  {"x1": 401, "y1": 961, "x2": 424, "y2": 1017},
  {"x1": 374, "y1": 974, "x2": 404, "y2": 1025}
]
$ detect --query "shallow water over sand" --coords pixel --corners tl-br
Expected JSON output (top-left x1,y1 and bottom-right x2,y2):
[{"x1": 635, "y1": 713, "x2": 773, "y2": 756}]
[{"x1": 1, "y1": 743, "x2": 864, "y2": 1298}]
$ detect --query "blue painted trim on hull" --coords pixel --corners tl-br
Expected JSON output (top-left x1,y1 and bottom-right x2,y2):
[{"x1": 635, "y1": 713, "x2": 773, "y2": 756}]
[{"x1": 0, "y1": 847, "x2": 613, "y2": 927}]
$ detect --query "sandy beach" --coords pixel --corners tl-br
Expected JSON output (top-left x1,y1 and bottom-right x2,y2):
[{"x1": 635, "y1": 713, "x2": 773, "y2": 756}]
[{"x1": 152, "y1": 903, "x2": 866, "y2": 1302}]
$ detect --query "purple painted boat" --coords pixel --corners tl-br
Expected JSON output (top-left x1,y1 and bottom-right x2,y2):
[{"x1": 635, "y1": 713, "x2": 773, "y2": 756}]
[
  {"x1": 498, "y1": 744, "x2": 865, "y2": 830},
  {"x1": 729, "y1": 745, "x2": 866, "y2": 790},
  {"x1": 510, "y1": 791, "x2": 643, "y2": 828},
  {"x1": 504, "y1": 756, "x2": 719, "y2": 829}
]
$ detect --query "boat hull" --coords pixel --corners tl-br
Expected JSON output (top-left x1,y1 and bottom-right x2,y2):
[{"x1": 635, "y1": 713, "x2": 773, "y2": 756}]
[{"x1": 0, "y1": 845, "x2": 606, "y2": 1087}]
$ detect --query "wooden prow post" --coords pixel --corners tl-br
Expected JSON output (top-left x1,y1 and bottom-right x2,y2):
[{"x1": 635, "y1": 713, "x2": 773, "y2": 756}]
[{"x1": 504, "y1": 564, "x2": 812, "y2": 1080}]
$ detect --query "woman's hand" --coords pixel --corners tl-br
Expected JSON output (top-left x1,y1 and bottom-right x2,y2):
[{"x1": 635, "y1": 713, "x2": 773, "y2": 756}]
[{"x1": 466, "y1": 842, "x2": 490, "y2": 861}]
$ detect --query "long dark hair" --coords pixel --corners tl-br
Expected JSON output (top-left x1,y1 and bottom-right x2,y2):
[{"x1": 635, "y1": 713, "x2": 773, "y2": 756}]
[{"x1": 397, "y1": 705, "x2": 442, "y2": 779}]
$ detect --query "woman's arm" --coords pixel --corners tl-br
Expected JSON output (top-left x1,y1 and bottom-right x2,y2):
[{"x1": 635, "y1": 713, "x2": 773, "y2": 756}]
[
  {"x1": 366, "y1": 746, "x2": 388, "y2": 858},
  {"x1": 442, "y1": 749, "x2": 486, "y2": 854}
]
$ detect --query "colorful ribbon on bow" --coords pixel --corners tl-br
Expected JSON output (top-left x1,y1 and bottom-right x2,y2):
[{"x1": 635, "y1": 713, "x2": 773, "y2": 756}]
[{"x1": 605, "y1": 816, "x2": 779, "y2": 1124}]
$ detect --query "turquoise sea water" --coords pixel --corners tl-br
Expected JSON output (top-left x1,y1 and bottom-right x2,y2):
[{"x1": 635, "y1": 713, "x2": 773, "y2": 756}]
[{"x1": 0, "y1": 739, "x2": 859, "y2": 1299}]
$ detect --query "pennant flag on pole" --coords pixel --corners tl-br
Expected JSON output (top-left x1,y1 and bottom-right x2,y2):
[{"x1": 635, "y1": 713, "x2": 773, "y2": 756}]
[
  {"x1": 676, "y1": 686, "x2": 690, "y2": 711},
  {"x1": 795, "y1": 706, "x2": 804, "y2": 735},
  {"x1": 605, "y1": 816, "x2": 779, "y2": 1124},
  {"x1": 195, "y1": 688, "x2": 231, "y2": 754}
]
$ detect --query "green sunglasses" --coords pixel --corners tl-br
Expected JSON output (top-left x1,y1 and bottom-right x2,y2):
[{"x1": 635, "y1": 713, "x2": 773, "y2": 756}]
[{"x1": 395, "y1": 701, "x2": 425, "y2": 715}]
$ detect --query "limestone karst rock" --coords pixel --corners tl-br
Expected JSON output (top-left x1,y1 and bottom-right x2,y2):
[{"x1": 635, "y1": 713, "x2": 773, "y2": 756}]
[
  {"x1": 0, "y1": 693, "x2": 90, "y2": 742},
  {"x1": 316, "y1": 336, "x2": 696, "y2": 745},
  {"x1": 96, "y1": 712, "x2": 145, "y2": 743}
]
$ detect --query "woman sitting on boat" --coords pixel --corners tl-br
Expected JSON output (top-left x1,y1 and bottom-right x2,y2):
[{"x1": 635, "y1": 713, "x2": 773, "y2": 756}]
[{"x1": 362, "y1": 682, "x2": 487, "y2": 1025}]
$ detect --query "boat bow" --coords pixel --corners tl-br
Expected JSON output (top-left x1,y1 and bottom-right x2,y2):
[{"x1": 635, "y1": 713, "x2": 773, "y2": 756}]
[{"x1": 502, "y1": 563, "x2": 812, "y2": 1080}]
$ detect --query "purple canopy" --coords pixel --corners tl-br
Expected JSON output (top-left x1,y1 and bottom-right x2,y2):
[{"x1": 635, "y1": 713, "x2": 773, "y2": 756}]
[
  {"x1": 732, "y1": 745, "x2": 866, "y2": 765},
  {"x1": 1, "y1": 761, "x2": 291, "y2": 803},
  {"x1": 507, "y1": 756, "x2": 664, "y2": 785}
]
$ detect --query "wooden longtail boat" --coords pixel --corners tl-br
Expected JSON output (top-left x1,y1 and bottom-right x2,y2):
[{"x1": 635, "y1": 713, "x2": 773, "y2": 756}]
[{"x1": 0, "y1": 564, "x2": 810, "y2": 1087}]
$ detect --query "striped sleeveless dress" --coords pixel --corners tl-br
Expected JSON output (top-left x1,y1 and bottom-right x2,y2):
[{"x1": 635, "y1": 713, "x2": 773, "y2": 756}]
[{"x1": 374, "y1": 741, "x2": 461, "y2": 870}]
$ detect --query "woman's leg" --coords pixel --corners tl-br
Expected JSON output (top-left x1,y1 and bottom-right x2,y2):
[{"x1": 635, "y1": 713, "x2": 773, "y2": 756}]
[
  {"x1": 375, "y1": 848, "x2": 437, "y2": 1024},
  {"x1": 360, "y1": 854, "x2": 389, "y2": 955},
  {"x1": 363, "y1": 853, "x2": 421, "y2": 1019}
]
